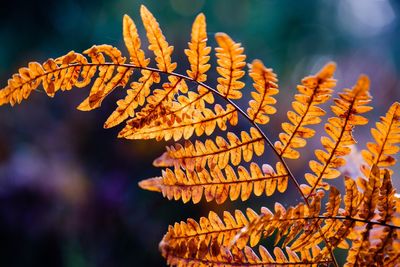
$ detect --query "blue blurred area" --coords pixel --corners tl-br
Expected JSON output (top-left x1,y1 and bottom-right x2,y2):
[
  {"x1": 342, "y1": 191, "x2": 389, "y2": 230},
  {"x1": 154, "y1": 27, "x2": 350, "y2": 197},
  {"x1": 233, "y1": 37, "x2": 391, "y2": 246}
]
[{"x1": 0, "y1": 0, "x2": 399, "y2": 266}]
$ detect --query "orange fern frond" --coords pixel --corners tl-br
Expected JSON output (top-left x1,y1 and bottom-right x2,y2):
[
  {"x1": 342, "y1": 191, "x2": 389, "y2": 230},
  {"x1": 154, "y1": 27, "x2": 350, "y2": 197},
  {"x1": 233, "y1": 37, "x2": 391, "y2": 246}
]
[
  {"x1": 121, "y1": 75, "x2": 188, "y2": 130},
  {"x1": 302, "y1": 75, "x2": 372, "y2": 197},
  {"x1": 234, "y1": 193, "x2": 326, "y2": 250},
  {"x1": 215, "y1": 33, "x2": 246, "y2": 100},
  {"x1": 138, "y1": 162, "x2": 288, "y2": 204},
  {"x1": 102, "y1": 15, "x2": 158, "y2": 129},
  {"x1": 160, "y1": 206, "x2": 333, "y2": 266},
  {"x1": 119, "y1": 103, "x2": 238, "y2": 141},
  {"x1": 247, "y1": 59, "x2": 279, "y2": 124},
  {"x1": 140, "y1": 5, "x2": 176, "y2": 73},
  {"x1": 114, "y1": 7, "x2": 183, "y2": 130},
  {"x1": 309, "y1": 166, "x2": 400, "y2": 265},
  {"x1": 345, "y1": 166, "x2": 400, "y2": 266},
  {"x1": 0, "y1": 47, "x2": 134, "y2": 110},
  {"x1": 153, "y1": 127, "x2": 264, "y2": 171},
  {"x1": 77, "y1": 45, "x2": 132, "y2": 111},
  {"x1": 160, "y1": 209, "x2": 259, "y2": 251},
  {"x1": 274, "y1": 62, "x2": 336, "y2": 159},
  {"x1": 160, "y1": 237, "x2": 331, "y2": 267},
  {"x1": 104, "y1": 71, "x2": 160, "y2": 128},
  {"x1": 361, "y1": 101, "x2": 400, "y2": 177},
  {"x1": 156, "y1": 85, "x2": 215, "y2": 127},
  {"x1": 123, "y1": 14, "x2": 149, "y2": 67},
  {"x1": 234, "y1": 174, "x2": 400, "y2": 263},
  {"x1": 1, "y1": 5, "x2": 400, "y2": 267},
  {"x1": 316, "y1": 176, "x2": 362, "y2": 258},
  {"x1": 185, "y1": 13, "x2": 211, "y2": 82}
]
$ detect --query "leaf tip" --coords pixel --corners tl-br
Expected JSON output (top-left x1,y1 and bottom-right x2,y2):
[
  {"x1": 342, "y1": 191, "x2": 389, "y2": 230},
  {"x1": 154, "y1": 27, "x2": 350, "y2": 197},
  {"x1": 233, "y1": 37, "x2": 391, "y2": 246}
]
[{"x1": 138, "y1": 177, "x2": 162, "y2": 192}]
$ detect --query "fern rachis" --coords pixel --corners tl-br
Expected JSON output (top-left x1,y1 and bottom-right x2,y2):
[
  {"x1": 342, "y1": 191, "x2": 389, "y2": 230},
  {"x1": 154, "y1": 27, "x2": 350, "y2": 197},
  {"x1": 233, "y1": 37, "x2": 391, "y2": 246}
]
[{"x1": 1, "y1": 4, "x2": 400, "y2": 267}]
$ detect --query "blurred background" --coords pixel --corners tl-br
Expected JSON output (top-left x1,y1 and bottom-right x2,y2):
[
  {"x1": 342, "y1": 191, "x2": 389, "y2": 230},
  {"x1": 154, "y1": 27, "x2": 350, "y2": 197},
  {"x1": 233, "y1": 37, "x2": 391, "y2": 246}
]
[{"x1": 0, "y1": 0, "x2": 399, "y2": 266}]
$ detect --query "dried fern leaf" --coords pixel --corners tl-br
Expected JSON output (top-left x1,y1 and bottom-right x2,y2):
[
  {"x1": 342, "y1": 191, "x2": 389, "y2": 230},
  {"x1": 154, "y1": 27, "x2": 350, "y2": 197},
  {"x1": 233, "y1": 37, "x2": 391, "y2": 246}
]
[
  {"x1": 345, "y1": 166, "x2": 400, "y2": 266},
  {"x1": 103, "y1": 15, "x2": 159, "y2": 129},
  {"x1": 138, "y1": 162, "x2": 288, "y2": 204},
  {"x1": 140, "y1": 5, "x2": 176, "y2": 72},
  {"x1": 361, "y1": 101, "x2": 400, "y2": 177},
  {"x1": 123, "y1": 14, "x2": 149, "y2": 67},
  {"x1": 346, "y1": 165, "x2": 382, "y2": 266},
  {"x1": 161, "y1": 234, "x2": 331, "y2": 267},
  {"x1": 247, "y1": 59, "x2": 279, "y2": 124},
  {"x1": 104, "y1": 71, "x2": 160, "y2": 128},
  {"x1": 185, "y1": 13, "x2": 211, "y2": 82},
  {"x1": 372, "y1": 169, "x2": 399, "y2": 265},
  {"x1": 116, "y1": 7, "x2": 183, "y2": 129},
  {"x1": 153, "y1": 127, "x2": 265, "y2": 171},
  {"x1": 316, "y1": 177, "x2": 361, "y2": 259},
  {"x1": 156, "y1": 85, "x2": 215, "y2": 128},
  {"x1": 160, "y1": 209, "x2": 260, "y2": 253},
  {"x1": 119, "y1": 104, "x2": 238, "y2": 141},
  {"x1": 274, "y1": 62, "x2": 336, "y2": 159},
  {"x1": 311, "y1": 166, "x2": 400, "y2": 265},
  {"x1": 233, "y1": 201, "x2": 313, "y2": 249},
  {"x1": 215, "y1": 33, "x2": 246, "y2": 100},
  {"x1": 302, "y1": 75, "x2": 372, "y2": 197},
  {"x1": 77, "y1": 45, "x2": 132, "y2": 111},
  {"x1": 291, "y1": 188, "x2": 344, "y2": 251},
  {"x1": 122, "y1": 75, "x2": 188, "y2": 131},
  {"x1": 0, "y1": 49, "x2": 127, "y2": 108},
  {"x1": 233, "y1": 187, "x2": 366, "y2": 255}
]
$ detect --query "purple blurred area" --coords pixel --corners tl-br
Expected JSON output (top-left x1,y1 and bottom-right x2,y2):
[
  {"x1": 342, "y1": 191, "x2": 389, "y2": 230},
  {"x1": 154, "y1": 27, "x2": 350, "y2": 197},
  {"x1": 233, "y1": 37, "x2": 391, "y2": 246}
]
[{"x1": 0, "y1": 0, "x2": 399, "y2": 266}]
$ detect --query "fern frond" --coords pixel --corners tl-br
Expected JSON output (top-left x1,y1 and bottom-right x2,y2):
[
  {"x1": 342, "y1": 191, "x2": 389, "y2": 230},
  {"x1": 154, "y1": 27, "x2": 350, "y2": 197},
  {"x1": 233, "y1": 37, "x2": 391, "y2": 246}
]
[
  {"x1": 185, "y1": 13, "x2": 211, "y2": 82},
  {"x1": 138, "y1": 162, "x2": 288, "y2": 204},
  {"x1": 103, "y1": 15, "x2": 158, "y2": 129},
  {"x1": 302, "y1": 75, "x2": 372, "y2": 197},
  {"x1": 215, "y1": 33, "x2": 246, "y2": 100},
  {"x1": 345, "y1": 166, "x2": 400, "y2": 266},
  {"x1": 234, "y1": 176, "x2": 399, "y2": 264},
  {"x1": 123, "y1": 14, "x2": 149, "y2": 67},
  {"x1": 0, "y1": 48, "x2": 133, "y2": 110},
  {"x1": 2, "y1": 5, "x2": 400, "y2": 267},
  {"x1": 156, "y1": 85, "x2": 215, "y2": 127},
  {"x1": 77, "y1": 45, "x2": 132, "y2": 111},
  {"x1": 247, "y1": 59, "x2": 279, "y2": 124},
  {"x1": 140, "y1": 5, "x2": 176, "y2": 72},
  {"x1": 274, "y1": 62, "x2": 336, "y2": 159},
  {"x1": 104, "y1": 71, "x2": 160, "y2": 128},
  {"x1": 361, "y1": 101, "x2": 400, "y2": 177},
  {"x1": 160, "y1": 209, "x2": 259, "y2": 251},
  {"x1": 161, "y1": 233, "x2": 331, "y2": 267},
  {"x1": 153, "y1": 127, "x2": 264, "y2": 171},
  {"x1": 316, "y1": 176, "x2": 362, "y2": 259},
  {"x1": 113, "y1": 6, "x2": 184, "y2": 130},
  {"x1": 308, "y1": 166, "x2": 400, "y2": 266},
  {"x1": 121, "y1": 75, "x2": 188, "y2": 131},
  {"x1": 119, "y1": 103, "x2": 238, "y2": 141},
  {"x1": 234, "y1": 192, "x2": 327, "y2": 250}
]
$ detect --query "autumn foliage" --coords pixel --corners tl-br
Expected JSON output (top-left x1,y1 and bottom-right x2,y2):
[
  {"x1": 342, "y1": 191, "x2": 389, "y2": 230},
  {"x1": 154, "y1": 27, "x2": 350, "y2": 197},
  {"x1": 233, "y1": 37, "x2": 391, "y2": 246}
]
[{"x1": 1, "y1": 5, "x2": 400, "y2": 267}]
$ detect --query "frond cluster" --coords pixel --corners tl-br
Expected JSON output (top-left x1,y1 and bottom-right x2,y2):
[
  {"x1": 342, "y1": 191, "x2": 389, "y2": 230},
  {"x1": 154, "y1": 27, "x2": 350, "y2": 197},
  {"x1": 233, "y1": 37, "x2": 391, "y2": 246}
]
[{"x1": 1, "y1": 4, "x2": 399, "y2": 267}]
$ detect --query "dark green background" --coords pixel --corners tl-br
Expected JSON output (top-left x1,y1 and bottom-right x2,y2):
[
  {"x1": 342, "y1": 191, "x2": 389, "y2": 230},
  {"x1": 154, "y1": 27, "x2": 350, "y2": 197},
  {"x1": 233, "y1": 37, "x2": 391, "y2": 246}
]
[{"x1": 0, "y1": 0, "x2": 399, "y2": 266}]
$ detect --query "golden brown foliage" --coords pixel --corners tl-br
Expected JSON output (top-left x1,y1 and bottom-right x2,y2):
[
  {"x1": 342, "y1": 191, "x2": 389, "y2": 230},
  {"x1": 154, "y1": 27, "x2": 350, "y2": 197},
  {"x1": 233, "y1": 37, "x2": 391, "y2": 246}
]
[{"x1": 1, "y1": 5, "x2": 399, "y2": 267}]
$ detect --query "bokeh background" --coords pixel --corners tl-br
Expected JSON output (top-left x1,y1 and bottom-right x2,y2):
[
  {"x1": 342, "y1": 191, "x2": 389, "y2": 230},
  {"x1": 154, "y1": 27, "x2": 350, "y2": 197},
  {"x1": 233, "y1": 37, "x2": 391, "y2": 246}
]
[{"x1": 0, "y1": 0, "x2": 399, "y2": 266}]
